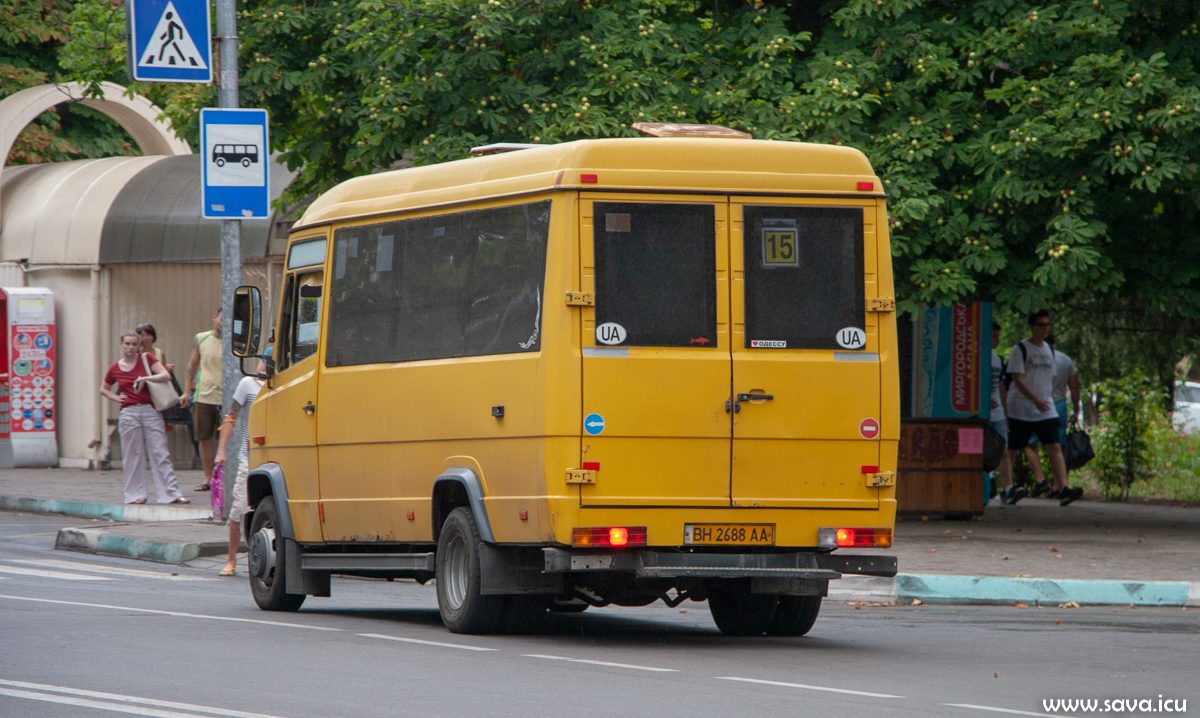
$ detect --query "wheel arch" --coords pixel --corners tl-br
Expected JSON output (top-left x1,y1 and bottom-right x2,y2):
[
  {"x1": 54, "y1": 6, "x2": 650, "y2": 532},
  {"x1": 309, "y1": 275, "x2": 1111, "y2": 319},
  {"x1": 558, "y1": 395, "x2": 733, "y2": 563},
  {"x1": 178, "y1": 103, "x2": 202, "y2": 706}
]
[
  {"x1": 431, "y1": 468, "x2": 494, "y2": 544},
  {"x1": 245, "y1": 463, "x2": 294, "y2": 542}
]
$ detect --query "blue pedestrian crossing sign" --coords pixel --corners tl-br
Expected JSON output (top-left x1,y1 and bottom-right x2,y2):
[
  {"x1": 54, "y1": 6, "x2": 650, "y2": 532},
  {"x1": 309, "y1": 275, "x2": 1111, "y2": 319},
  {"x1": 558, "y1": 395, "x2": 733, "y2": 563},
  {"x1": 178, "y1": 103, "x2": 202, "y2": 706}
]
[
  {"x1": 201, "y1": 109, "x2": 270, "y2": 219},
  {"x1": 126, "y1": 0, "x2": 212, "y2": 83}
]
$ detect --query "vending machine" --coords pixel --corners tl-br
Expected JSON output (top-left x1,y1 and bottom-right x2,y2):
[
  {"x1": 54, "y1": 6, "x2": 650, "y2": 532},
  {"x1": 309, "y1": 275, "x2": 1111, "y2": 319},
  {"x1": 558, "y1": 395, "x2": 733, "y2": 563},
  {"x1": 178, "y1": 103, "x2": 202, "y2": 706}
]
[{"x1": 0, "y1": 287, "x2": 58, "y2": 467}]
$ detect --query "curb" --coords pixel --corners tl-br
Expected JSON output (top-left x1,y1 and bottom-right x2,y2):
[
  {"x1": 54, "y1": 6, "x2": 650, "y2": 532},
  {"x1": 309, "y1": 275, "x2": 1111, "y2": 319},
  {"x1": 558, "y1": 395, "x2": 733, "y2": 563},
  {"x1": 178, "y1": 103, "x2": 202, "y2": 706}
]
[
  {"x1": 1, "y1": 494, "x2": 212, "y2": 523},
  {"x1": 831, "y1": 574, "x2": 1200, "y2": 607},
  {"x1": 55, "y1": 525, "x2": 233, "y2": 565}
]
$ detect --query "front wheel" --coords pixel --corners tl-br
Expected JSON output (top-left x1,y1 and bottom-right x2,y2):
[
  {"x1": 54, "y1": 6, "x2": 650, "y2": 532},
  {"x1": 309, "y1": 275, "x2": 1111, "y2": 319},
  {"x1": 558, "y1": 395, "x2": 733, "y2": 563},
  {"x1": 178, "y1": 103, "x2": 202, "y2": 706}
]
[
  {"x1": 436, "y1": 507, "x2": 504, "y2": 634},
  {"x1": 708, "y1": 582, "x2": 777, "y2": 636},
  {"x1": 767, "y1": 595, "x2": 822, "y2": 636},
  {"x1": 248, "y1": 495, "x2": 305, "y2": 612}
]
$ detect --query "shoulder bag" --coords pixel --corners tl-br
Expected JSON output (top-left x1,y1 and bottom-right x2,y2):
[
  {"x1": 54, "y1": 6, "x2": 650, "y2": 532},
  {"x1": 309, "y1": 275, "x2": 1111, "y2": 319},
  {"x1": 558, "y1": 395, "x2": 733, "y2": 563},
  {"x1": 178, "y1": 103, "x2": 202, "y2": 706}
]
[
  {"x1": 1063, "y1": 418, "x2": 1095, "y2": 471},
  {"x1": 141, "y1": 352, "x2": 182, "y2": 412}
]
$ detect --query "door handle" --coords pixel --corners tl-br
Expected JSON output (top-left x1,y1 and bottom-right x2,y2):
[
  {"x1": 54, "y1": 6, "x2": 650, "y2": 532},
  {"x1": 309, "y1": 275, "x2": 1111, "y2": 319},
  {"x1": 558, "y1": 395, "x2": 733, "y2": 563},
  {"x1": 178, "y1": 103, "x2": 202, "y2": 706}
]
[
  {"x1": 737, "y1": 393, "x2": 774, "y2": 402},
  {"x1": 302, "y1": 402, "x2": 315, "y2": 415}
]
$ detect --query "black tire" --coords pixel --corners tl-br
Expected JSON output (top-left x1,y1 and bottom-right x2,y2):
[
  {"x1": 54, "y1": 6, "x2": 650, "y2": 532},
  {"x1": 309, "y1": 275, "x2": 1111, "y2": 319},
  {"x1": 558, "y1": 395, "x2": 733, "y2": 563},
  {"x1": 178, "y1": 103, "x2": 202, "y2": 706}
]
[
  {"x1": 241, "y1": 157, "x2": 252, "y2": 167},
  {"x1": 767, "y1": 595, "x2": 822, "y2": 637},
  {"x1": 248, "y1": 495, "x2": 305, "y2": 612},
  {"x1": 215, "y1": 157, "x2": 225, "y2": 167},
  {"x1": 707, "y1": 583, "x2": 778, "y2": 636},
  {"x1": 436, "y1": 507, "x2": 504, "y2": 634},
  {"x1": 498, "y1": 595, "x2": 549, "y2": 634}
]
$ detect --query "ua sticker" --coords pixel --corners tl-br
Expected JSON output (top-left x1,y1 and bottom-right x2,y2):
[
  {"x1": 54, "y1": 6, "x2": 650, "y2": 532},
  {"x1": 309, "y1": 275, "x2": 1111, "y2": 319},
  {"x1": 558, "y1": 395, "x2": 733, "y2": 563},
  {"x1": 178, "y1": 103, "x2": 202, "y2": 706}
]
[
  {"x1": 836, "y1": 327, "x2": 866, "y2": 350},
  {"x1": 596, "y1": 322, "x2": 627, "y2": 345}
]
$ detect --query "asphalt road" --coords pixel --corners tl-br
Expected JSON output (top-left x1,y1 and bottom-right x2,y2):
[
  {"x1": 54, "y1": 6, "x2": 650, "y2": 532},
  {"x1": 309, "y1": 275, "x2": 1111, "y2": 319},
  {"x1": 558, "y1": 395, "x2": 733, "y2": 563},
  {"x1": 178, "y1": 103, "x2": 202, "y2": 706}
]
[{"x1": 1, "y1": 512, "x2": 1196, "y2": 718}]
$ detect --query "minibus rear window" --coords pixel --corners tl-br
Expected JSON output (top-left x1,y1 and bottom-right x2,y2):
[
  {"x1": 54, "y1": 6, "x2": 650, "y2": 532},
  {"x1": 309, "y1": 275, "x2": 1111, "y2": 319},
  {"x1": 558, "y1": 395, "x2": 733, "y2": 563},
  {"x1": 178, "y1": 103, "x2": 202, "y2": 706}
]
[
  {"x1": 593, "y1": 202, "x2": 717, "y2": 348},
  {"x1": 325, "y1": 201, "x2": 550, "y2": 366},
  {"x1": 742, "y1": 205, "x2": 864, "y2": 349}
]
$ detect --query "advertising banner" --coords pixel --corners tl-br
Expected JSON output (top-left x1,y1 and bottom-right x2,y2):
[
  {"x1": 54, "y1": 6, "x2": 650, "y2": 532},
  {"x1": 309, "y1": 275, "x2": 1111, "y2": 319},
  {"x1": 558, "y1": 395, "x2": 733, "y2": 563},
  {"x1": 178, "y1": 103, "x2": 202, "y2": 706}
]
[
  {"x1": 9, "y1": 324, "x2": 56, "y2": 434},
  {"x1": 911, "y1": 302, "x2": 991, "y2": 419}
]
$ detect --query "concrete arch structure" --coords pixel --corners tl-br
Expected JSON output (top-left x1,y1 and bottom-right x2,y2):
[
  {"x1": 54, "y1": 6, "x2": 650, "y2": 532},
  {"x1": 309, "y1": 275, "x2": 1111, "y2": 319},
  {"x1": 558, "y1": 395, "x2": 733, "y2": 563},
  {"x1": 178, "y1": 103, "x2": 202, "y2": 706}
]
[{"x1": 0, "y1": 81, "x2": 191, "y2": 221}]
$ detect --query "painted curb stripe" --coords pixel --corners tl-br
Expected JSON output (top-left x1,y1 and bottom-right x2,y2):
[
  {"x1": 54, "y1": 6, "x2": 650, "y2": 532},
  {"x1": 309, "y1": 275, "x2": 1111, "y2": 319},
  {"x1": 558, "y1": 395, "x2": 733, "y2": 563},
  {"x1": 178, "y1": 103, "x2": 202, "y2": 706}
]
[
  {"x1": 897, "y1": 574, "x2": 1191, "y2": 607},
  {"x1": 0, "y1": 494, "x2": 210, "y2": 523}
]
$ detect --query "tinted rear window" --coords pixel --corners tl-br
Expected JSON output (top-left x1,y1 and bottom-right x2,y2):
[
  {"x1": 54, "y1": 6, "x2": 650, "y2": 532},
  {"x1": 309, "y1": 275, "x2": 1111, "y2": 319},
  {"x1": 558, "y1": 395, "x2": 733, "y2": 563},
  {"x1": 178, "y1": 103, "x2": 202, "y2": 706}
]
[
  {"x1": 593, "y1": 202, "x2": 717, "y2": 348},
  {"x1": 742, "y1": 205, "x2": 864, "y2": 349}
]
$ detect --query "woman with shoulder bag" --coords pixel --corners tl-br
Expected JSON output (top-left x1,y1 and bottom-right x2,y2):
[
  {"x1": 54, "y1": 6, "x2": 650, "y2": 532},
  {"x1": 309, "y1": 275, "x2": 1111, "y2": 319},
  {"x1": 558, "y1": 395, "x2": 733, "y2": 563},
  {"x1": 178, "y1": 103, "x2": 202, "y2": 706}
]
[{"x1": 99, "y1": 331, "x2": 191, "y2": 505}]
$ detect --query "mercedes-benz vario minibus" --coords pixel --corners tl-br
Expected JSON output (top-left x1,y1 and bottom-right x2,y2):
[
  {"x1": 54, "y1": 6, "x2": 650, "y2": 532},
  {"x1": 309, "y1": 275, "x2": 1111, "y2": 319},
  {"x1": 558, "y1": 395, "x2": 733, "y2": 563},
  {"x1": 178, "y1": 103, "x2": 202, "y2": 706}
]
[{"x1": 230, "y1": 125, "x2": 900, "y2": 636}]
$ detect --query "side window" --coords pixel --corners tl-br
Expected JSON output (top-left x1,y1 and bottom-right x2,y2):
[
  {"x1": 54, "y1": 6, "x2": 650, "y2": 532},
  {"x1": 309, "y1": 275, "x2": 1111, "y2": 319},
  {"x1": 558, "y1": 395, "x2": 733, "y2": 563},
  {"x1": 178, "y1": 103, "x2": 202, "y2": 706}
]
[
  {"x1": 325, "y1": 200, "x2": 550, "y2": 366},
  {"x1": 593, "y1": 202, "x2": 717, "y2": 347},
  {"x1": 741, "y1": 205, "x2": 864, "y2": 349},
  {"x1": 278, "y1": 270, "x2": 324, "y2": 370}
]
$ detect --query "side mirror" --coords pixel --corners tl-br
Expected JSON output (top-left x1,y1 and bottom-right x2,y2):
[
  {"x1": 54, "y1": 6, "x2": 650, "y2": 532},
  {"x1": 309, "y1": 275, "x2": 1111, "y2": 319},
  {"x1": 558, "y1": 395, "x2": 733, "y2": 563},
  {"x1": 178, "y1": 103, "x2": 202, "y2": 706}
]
[{"x1": 231, "y1": 285, "x2": 262, "y2": 358}]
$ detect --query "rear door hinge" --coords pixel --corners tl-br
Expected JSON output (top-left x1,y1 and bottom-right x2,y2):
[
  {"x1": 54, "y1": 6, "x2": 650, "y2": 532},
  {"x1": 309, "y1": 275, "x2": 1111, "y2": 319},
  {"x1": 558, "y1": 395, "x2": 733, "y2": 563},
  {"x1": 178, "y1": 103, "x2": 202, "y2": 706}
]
[
  {"x1": 565, "y1": 469, "x2": 596, "y2": 484},
  {"x1": 866, "y1": 471, "x2": 896, "y2": 487},
  {"x1": 566, "y1": 292, "x2": 594, "y2": 307},
  {"x1": 868, "y1": 297, "x2": 895, "y2": 312}
]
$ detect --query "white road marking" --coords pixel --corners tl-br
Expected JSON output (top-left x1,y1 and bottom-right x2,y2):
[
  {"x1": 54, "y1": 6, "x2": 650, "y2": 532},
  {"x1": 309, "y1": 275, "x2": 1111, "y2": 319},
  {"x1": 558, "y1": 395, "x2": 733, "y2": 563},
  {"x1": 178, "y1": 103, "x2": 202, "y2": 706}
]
[
  {"x1": 0, "y1": 565, "x2": 112, "y2": 581},
  {"x1": 944, "y1": 704, "x2": 1068, "y2": 717},
  {"x1": 717, "y1": 676, "x2": 904, "y2": 698},
  {"x1": 523, "y1": 654, "x2": 677, "y2": 672},
  {"x1": 0, "y1": 594, "x2": 340, "y2": 631},
  {"x1": 0, "y1": 679, "x2": 288, "y2": 718},
  {"x1": 358, "y1": 633, "x2": 497, "y2": 651},
  {"x1": 8, "y1": 559, "x2": 213, "y2": 581}
]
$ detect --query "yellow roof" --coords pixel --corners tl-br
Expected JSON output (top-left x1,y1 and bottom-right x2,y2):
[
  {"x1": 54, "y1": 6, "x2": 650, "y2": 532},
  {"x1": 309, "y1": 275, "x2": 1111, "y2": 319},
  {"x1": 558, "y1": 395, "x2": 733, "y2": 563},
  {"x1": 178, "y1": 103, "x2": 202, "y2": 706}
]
[{"x1": 295, "y1": 138, "x2": 880, "y2": 229}]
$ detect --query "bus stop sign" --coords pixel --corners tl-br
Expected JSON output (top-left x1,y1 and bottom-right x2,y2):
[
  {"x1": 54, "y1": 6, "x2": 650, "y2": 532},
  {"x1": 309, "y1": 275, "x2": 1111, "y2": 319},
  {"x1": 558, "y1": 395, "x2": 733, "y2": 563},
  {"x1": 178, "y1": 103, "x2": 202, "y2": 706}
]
[
  {"x1": 201, "y1": 108, "x2": 270, "y2": 219},
  {"x1": 126, "y1": 0, "x2": 212, "y2": 83}
]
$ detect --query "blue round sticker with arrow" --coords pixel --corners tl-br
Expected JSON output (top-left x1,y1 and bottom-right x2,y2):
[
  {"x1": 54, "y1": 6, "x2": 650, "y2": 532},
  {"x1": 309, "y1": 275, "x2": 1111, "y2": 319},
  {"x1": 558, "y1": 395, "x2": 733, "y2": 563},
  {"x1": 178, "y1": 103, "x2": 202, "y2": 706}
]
[{"x1": 584, "y1": 413, "x2": 606, "y2": 436}]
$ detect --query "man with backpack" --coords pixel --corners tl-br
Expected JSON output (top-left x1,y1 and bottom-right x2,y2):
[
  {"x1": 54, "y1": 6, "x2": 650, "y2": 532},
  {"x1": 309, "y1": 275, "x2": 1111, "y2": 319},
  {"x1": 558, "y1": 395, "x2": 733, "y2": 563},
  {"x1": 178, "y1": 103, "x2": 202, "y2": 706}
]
[{"x1": 1003, "y1": 311, "x2": 1082, "y2": 506}]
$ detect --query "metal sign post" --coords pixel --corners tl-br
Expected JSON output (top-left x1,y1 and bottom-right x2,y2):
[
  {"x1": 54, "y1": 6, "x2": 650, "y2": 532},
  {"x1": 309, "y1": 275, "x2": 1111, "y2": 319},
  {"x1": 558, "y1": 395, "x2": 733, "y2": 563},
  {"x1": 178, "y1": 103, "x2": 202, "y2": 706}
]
[{"x1": 216, "y1": 0, "x2": 242, "y2": 416}]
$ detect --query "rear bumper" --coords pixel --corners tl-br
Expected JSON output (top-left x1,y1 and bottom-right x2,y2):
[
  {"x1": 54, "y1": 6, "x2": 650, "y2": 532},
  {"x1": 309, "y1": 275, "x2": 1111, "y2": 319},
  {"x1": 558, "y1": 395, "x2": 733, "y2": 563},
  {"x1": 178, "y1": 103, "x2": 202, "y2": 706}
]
[{"x1": 543, "y1": 548, "x2": 896, "y2": 580}]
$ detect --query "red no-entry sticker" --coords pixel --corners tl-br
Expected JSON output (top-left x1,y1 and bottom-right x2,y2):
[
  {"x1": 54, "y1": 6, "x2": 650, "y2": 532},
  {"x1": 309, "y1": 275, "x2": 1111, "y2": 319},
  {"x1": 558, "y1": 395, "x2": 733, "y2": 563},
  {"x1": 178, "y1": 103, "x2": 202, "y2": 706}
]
[{"x1": 859, "y1": 418, "x2": 880, "y2": 440}]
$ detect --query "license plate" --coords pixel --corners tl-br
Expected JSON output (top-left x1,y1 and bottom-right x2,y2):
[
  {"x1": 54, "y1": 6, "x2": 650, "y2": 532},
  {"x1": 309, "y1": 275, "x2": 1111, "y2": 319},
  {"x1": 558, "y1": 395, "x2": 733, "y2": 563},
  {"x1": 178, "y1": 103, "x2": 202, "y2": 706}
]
[{"x1": 684, "y1": 523, "x2": 775, "y2": 545}]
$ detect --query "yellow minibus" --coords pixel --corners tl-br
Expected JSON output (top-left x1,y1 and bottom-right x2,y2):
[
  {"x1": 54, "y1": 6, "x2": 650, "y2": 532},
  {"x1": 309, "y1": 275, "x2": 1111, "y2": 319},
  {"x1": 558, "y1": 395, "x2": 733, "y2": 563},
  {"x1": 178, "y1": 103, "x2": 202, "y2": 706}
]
[{"x1": 231, "y1": 124, "x2": 899, "y2": 636}]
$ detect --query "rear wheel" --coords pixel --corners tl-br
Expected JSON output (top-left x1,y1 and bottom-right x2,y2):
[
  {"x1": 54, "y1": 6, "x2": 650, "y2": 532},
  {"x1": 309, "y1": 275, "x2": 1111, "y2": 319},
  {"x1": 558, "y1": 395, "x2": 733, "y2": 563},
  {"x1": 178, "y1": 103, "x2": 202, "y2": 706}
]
[
  {"x1": 707, "y1": 582, "x2": 777, "y2": 636},
  {"x1": 436, "y1": 507, "x2": 504, "y2": 634},
  {"x1": 248, "y1": 496, "x2": 305, "y2": 612},
  {"x1": 766, "y1": 595, "x2": 822, "y2": 636}
]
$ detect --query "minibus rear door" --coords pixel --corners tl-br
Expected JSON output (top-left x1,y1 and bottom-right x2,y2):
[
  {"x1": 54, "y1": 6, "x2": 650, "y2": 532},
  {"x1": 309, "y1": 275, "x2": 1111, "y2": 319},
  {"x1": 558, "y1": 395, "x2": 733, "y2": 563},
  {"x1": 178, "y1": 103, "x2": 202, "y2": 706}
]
[
  {"x1": 578, "y1": 196, "x2": 732, "y2": 507},
  {"x1": 729, "y1": 200, "x2": 881, "y2": 509}
]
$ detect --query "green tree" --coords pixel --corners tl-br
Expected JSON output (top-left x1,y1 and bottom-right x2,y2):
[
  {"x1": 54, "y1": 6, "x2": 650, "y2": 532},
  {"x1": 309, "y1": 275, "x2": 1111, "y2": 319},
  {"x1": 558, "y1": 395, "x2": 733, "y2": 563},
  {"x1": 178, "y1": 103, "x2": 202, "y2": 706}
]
[{"x1": 53, "y1": 0, "x2": 1200, "y2": 360}]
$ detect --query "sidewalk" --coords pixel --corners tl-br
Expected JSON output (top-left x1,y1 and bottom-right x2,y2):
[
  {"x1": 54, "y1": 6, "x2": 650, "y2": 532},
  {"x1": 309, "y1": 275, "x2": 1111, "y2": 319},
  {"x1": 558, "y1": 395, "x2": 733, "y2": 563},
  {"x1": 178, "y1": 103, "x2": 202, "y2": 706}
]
[{"x1": 2, "y1": 468, "x2": 1197, "y2": 605}]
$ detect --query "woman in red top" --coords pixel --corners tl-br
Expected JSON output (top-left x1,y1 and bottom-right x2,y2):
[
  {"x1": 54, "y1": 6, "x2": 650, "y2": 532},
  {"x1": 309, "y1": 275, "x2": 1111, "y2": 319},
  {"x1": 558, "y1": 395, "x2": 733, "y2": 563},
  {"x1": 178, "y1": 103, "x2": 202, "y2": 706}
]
[{"x1": 100, "y1": 332, "x2": 190, "y2": 505}]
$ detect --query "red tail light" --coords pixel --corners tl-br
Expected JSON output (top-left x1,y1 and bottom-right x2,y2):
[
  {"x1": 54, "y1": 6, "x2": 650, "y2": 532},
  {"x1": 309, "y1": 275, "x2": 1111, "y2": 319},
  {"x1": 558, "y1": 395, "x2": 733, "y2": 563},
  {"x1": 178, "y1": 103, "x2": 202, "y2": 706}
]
[
  {"x1": 834, "y1": 527, "x2": 892, "y2": 548},
  {"x1": 572, "y1": 526, "x2": 647, "y2": 548}
]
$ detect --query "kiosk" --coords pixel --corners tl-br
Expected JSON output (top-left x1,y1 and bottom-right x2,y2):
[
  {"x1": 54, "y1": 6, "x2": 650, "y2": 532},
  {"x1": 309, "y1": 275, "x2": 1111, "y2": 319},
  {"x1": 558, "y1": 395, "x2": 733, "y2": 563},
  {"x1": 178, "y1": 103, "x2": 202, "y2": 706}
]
[{"x1": 0, "y1": 288, "x2": 58, "y2": 467}]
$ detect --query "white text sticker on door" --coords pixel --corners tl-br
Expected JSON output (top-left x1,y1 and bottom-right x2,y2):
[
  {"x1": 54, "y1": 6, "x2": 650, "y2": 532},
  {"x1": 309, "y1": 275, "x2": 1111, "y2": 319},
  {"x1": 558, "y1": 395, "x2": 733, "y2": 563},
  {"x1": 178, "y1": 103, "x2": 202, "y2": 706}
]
[
  {"x1": 596, "y1": 322, "x2": 627, "y2": 345},
  {"x1": 836, "y1": 327, "x2": 866, "y2": 349}
]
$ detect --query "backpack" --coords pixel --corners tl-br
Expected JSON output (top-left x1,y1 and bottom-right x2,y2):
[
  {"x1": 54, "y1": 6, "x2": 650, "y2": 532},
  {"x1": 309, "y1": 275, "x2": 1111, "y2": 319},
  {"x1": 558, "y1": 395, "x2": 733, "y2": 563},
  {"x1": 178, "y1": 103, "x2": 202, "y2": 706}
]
[{"x1": 1004, "y1": 340, "x2": 1054, "y2": 390}]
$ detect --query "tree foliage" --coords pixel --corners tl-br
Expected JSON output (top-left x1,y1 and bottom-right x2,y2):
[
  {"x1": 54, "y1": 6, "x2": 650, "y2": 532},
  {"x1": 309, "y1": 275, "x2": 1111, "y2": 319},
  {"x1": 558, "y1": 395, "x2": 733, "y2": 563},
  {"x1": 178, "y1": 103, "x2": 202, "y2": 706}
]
[{"x1": 47, "y1": 0, "x2": 1200, "y2": 377}]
